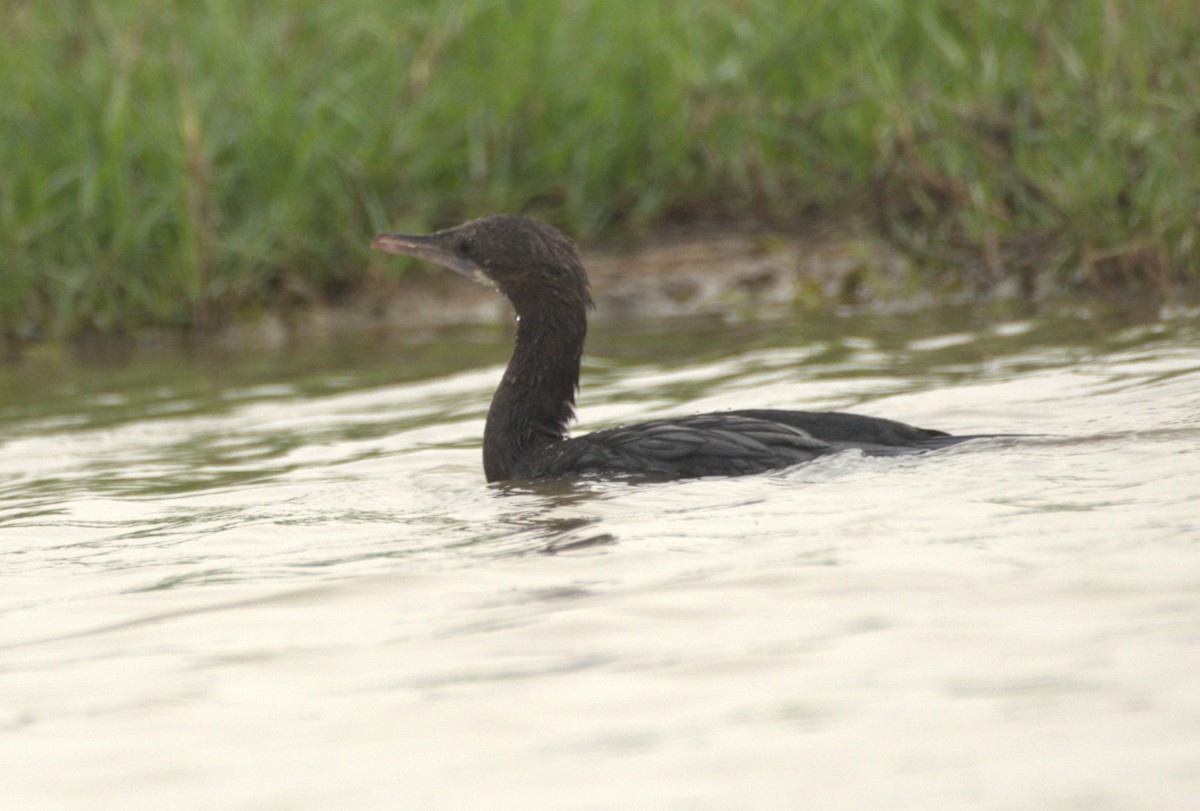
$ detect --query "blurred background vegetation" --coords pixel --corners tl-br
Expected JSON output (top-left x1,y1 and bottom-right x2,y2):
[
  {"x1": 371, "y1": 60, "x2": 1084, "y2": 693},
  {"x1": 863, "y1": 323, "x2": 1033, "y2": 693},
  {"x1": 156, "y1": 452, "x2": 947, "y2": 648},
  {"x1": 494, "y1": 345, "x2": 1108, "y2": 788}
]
[{"x1": 1, "y1": 0, "x2": 1197, "y2": 345}]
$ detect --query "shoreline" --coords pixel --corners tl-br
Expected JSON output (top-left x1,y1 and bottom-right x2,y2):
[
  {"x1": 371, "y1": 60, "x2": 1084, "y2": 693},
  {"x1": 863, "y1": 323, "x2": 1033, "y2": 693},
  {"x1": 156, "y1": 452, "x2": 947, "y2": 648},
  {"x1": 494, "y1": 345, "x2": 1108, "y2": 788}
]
[{"x1": 8, "y1": 226, "x2": 1193, "y2": 363}]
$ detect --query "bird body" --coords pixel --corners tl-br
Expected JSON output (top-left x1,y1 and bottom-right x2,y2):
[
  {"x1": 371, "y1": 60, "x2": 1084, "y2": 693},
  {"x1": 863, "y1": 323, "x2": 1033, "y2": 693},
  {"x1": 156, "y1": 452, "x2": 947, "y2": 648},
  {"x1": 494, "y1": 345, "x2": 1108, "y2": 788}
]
[{"x1": 372, "y1": 215, "x2": 982, "y2": 483}]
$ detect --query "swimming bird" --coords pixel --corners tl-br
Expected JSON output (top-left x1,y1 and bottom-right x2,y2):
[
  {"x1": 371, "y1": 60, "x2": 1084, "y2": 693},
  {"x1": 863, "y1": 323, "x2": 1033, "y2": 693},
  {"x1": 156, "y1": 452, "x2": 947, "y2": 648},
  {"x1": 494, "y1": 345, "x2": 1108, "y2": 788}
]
[{"x1": 372, "y1": 215, "x2": 977, "y2": 482}]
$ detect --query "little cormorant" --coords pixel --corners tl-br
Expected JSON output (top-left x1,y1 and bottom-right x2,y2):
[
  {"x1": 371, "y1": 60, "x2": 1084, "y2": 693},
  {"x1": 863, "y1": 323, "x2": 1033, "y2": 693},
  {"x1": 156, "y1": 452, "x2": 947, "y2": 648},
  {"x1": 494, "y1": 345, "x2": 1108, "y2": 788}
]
[{"x1": 372, "y1": 215, "x2": 982, "y2": 483}]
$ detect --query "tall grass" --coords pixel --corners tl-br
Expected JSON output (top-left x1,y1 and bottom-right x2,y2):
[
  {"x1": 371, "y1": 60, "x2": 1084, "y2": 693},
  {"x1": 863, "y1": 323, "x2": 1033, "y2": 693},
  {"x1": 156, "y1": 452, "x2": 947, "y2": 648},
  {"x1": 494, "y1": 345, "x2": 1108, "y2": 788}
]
[{"x1": 1, "y1": 0, "x2": 1197, "y2": 342}]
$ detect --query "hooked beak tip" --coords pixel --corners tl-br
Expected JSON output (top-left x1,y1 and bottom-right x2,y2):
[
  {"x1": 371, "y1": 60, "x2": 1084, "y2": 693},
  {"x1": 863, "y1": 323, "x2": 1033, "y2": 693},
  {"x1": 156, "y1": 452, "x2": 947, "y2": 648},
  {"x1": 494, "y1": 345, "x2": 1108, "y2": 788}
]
[{"x1": 370, "y1": 233, "x2": 408, "y2": 253}]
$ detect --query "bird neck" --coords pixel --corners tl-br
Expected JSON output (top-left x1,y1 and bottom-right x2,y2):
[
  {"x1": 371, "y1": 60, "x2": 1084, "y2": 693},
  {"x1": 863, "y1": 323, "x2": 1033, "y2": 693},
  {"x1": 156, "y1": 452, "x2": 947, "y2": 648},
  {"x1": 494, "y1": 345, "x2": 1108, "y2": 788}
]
[{"x1": 482, "y1": 299, "x2": 587, "y2": 482}]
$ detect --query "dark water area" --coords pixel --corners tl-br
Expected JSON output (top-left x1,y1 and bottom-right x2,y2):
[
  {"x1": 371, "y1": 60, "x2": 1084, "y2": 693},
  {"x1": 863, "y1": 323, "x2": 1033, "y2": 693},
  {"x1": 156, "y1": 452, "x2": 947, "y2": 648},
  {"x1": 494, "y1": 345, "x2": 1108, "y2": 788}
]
[{"x1": 2, "y1": 303, "x2": 1199, "y2": 808}]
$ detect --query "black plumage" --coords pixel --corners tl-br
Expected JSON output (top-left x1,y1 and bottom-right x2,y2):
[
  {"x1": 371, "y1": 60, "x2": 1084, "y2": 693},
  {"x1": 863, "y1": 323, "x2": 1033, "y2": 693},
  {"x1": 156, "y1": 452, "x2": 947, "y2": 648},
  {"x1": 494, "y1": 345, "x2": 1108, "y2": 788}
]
[{"x1": 372, "y1": 215, "x2": 984, "y2": 483}]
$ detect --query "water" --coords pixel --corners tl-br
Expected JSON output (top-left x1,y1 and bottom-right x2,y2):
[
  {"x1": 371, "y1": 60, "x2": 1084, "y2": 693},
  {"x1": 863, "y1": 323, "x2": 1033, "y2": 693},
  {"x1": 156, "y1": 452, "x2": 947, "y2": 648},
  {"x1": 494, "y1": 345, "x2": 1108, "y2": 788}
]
[{"x1": 2, "y1": 305, "x2": 1199, "y2": 810}]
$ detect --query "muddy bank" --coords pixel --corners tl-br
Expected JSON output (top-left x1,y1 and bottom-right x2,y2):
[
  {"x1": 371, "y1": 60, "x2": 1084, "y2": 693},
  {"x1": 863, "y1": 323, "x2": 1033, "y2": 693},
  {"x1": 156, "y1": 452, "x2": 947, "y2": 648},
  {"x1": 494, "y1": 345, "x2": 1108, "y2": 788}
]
[
  {"x1": 31, "y1": 226, "x2": 1188, "y2": 362},
  {"x1": 214, "y1": 227, "x2": 952, "y2": 352}
]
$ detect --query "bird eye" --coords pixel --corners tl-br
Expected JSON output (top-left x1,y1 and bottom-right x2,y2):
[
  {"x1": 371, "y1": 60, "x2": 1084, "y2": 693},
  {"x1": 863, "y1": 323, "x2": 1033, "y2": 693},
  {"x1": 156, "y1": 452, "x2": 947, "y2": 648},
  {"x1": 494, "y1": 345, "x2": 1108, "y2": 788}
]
[{"x1": 455, "y1": 238, "x2": 472, "y2": 257}]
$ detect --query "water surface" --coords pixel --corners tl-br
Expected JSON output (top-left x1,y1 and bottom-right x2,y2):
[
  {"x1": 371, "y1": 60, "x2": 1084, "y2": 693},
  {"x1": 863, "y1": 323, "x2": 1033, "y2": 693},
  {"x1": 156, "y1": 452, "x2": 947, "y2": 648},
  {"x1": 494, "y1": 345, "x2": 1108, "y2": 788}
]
[{"x1": 2, "y1": 305, "x2": 1199, "y2": 809}]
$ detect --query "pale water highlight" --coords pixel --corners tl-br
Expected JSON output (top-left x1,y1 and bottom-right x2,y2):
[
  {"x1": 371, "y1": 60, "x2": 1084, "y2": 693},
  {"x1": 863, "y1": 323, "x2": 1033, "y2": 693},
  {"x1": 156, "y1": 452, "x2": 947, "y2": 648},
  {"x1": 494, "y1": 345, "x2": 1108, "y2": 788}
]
[{"x1": 2, "y1": 306, "x2": 1198, "y2": 809}]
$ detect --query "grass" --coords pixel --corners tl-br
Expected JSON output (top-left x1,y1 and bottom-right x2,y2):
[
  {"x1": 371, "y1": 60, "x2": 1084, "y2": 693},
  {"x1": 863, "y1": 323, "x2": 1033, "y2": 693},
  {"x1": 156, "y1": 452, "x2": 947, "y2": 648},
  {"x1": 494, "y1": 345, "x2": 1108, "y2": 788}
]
[{"x1": 1, "y1": 0, "x2": 1197, "y2": 345}]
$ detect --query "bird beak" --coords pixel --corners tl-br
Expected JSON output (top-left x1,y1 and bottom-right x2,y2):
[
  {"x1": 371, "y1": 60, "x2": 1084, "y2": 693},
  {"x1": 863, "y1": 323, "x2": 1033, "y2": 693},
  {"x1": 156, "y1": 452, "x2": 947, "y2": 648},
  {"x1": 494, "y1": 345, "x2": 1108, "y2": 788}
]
[{"x1": 370, "y1": 232, "x2": 476, "y2": 278}]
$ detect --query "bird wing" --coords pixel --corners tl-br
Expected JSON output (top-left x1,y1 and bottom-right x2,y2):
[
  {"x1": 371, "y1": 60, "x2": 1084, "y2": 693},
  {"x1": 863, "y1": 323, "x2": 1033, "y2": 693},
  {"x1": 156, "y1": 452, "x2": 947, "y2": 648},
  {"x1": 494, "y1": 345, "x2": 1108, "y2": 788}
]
[
  {"x1": 725, "y1": 409, "x2": 949, "y2": 445},
  {"x1": 525, "y1": 414, "x2": 834, "y2": 480}
]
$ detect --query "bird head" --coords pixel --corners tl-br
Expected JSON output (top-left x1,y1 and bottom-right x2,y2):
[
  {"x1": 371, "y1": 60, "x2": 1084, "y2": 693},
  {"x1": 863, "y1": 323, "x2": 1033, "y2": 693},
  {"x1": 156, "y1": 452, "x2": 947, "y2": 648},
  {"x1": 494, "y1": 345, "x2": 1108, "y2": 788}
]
[{"x1": 371, "y1": 215, "x2": 591, "y2": 312}]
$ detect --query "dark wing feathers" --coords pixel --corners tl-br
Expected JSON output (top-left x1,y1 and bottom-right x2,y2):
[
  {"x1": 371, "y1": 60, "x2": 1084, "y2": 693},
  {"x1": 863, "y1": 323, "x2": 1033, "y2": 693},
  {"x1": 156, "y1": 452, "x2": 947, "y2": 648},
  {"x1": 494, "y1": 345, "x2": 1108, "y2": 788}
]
[
  {"x1": 524, "y1": 414, "x2": 834, "y2": 480},
  {"x1": 726, "y1": 409, "x2": 949, "y2": 445}
]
